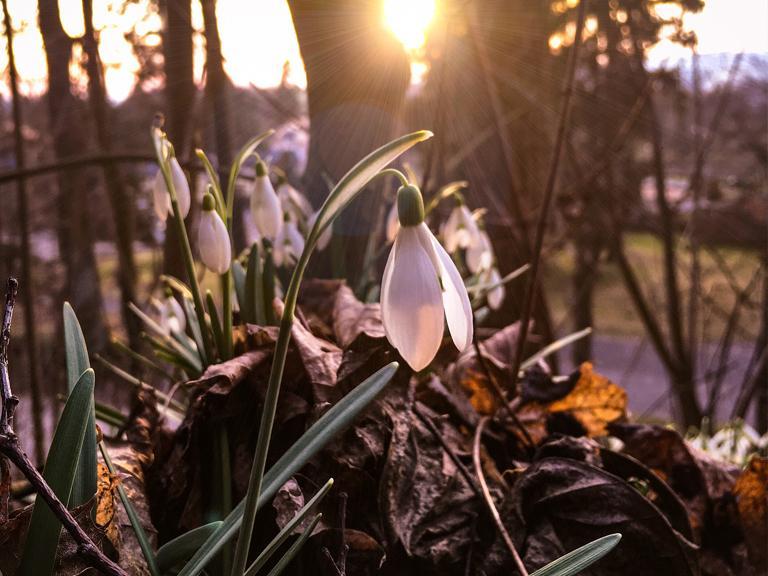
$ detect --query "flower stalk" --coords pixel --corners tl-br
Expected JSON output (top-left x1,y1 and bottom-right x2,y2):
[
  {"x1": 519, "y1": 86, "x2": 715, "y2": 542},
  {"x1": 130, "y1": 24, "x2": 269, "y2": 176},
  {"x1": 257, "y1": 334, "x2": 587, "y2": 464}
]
[{"x1": 152, "y1": 122, "x2": 215, "y2": 362}]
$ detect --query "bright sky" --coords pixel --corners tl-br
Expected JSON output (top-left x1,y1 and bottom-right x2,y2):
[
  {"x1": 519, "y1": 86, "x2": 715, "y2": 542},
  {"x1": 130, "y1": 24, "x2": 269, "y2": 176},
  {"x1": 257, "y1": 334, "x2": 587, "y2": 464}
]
[{"x1": 0, "y1": 0, "x2": 764, "y2": 101}]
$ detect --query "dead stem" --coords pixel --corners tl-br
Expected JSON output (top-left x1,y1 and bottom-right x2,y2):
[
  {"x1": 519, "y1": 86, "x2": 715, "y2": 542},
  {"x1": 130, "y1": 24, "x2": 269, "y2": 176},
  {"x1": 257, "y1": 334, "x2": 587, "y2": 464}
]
[{"x1": 472, "y1": 416, "x2": 528, "y2": 576}]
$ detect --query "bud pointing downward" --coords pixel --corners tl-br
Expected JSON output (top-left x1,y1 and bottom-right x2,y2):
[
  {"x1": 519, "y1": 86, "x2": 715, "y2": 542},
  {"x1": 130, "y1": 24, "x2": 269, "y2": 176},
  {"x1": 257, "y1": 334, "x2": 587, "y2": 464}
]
[
  {"x1": 381, "y1": 184, "x2": 473, "y2": 371},
  {"x1": 153, "y1": 157, "x2": 191, "y2": 221},
  {"x1": 198, "y1": 193, "x2": 231, "y2": 274},
  {"x1": 250, "y1": 160, "x2": 283, "y2": 240}
]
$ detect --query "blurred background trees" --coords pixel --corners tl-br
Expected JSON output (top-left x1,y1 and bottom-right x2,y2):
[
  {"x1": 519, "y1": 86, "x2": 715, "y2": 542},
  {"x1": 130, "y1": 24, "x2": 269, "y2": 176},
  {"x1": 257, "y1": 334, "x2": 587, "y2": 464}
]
[{"x1": 0, "y1": 0, "x2": 764, "y2": 454}]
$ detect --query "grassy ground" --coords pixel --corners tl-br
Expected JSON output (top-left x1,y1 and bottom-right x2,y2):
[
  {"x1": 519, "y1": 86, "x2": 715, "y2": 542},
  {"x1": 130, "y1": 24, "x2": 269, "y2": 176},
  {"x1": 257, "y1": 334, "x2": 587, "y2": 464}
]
[{"x1": 543, "y1": 232, "x2": 762, "y2": 341}]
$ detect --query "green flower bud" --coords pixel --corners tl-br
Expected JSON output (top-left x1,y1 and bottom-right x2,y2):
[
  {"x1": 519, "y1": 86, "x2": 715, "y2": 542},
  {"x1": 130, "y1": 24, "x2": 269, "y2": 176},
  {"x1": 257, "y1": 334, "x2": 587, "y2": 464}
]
[
  {"x1": 397, "y1": 184, "x2": 425, "y2": 227},
  {"x1": 255, "y1": 160, "x2": 268, "y2": 178},
  {"x1": 202, "y1": 192, "x2": 216, "y2": 212}
]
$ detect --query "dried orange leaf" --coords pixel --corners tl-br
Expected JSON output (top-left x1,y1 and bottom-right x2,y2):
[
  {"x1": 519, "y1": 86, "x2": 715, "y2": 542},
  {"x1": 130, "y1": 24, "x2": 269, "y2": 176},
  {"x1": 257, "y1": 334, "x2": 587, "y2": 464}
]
[
  {"x1": 547, "y1": 362, "x2": 627, "y2": 436},
  {"x1": 96, "y1": 462, "x2": 119, "y2": 547},
  {"x1": 460, "y1": 368, "x2": 497, "y2": 414},
  {"x1": 734, "y1": 456, "x2": 767, "y2": 570}
]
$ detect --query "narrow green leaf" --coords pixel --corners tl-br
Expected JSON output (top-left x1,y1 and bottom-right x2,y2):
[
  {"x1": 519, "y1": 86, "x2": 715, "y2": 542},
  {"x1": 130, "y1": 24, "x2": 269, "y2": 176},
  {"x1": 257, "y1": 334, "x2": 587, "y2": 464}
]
[
  {"x1": 182, "y1": 296, "x2": 208, "y2": 367},
  {"x1": 530, "y1": 534, "x2": 622, "y2": 576},
  {"x1": 261, "y1": 243, "x2": 276, "y2": 326},
  {"x1": 99, "y1": 442, "x2": 161, "y2": 576},
  {"x1": 95, "y1": 401, "x2": 128, "y2": 427},
  {"x1": 312, "y1": 131, "x2": 432, "y2": 236},
  {"x1": 63, "y1": 302, "x2": 89, "y2": 392},
  {"x1": 244, "y1": 243, "x2": 263, "y2": 325},
  {"x1": 157, "y1": 522, "x2": 224, "y2": 574},
  {"x1": 175, "y1": 362, "x2": 399, "y2": 576},
  {"x1": 141, "y1": 332, "x2": 201, "y2": 377},
  {"x1": 196, "y1": 148, "x2": 225, "y2": 216},
  {"x1": 206, "y1": 290, "x2": 225, "y2": 359},
  {"x1": 467, "y1": 263, "x2": 530, "y2": 294},
  {"x1": 62, "y1": 304, "x2": 97, "y2": 509},
  {"x1": 264, "y1": 514, "x2": 322, "y2": 576},
  {"x1": 244, "y1": 479, "x2": 333, "y2": 576},
  {"x1": 94, "y1": 355, "x2": 186, "y2": 413},
  {"x1": 520, "y1": 327, "x2": 593, "y2": 372},
  {"x1": 232, "y1": 261, "x2": 246, "y2": 315},
  {"x1": 19, "y1": 370, "x2": 95, "y2": 576},
  {"x1": 110, "y1": 337, "x2": 174, "y2": 380}
]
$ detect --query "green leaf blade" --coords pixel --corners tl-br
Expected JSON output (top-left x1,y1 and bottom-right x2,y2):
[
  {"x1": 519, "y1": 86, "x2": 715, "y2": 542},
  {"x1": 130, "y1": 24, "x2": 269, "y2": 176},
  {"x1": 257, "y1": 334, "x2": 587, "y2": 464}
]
[
  {"x1": 530, "y1": 534, "x2": 622, "y2": 576},
  {"x1": 18, "y1": 369, "x2": 96, "y2": 576},
  {"x1": 62, "y1": 304, "x2": 97, "y2": 508},
  {"x1": 157, "y1": 522, "x2": 224, "y2": 573},
  {"x1": 175, "y1": 362, "x2": 399, "y2": 576}
]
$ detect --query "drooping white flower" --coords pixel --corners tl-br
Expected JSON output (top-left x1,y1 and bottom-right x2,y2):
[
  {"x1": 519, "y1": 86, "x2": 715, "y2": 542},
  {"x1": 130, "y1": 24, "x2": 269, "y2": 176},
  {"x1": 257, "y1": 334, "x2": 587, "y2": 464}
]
[
  {"x1": 307, "y1": 210, "x2": 332, "y2": 251},
  {"x1": 381, "y1": 184, "x2": 473, "y2": 371},
  {"x1": 441, "y1": 204, "x2": 481, "y2": 253},
  {"x1": 157, "y1": 292, "x2": 185, "y2": 334},
  {"x1": 198, "y1": 194, "x2": 231, "y2": 274},
  {"x1": 153, "y1": 157, "x2": 191, "y2": 221},
  {"x1": 466, "y1": 229, "x2": 493, "y2": 274},
  {"x1": 278, "y1": 183, "x2": 313, "y2": 222},
  {"x1": 250, "y1": 160, "x2": 283, "y2": 240},
  {"x1": 273, "y1": 217, "x2": 305, "y2": 267},
  {"x1": 484, "y1": 266, "x2": 505, "y2": 310}
]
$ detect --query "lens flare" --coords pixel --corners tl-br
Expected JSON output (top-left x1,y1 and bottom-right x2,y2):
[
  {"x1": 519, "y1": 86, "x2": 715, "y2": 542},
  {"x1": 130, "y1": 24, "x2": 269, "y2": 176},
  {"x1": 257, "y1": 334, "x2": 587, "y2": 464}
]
[{"x1": 383, "y1": 0, "x2": 436, "y2": 51}]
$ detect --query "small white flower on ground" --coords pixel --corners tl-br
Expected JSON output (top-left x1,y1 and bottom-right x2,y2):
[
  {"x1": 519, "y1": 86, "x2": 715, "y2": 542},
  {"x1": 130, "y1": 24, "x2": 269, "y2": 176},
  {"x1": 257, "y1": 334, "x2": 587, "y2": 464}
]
[
  {"x1": 466, "y1": 229, "x2": 493, "y2": 274},
  {"x1": 250, "y1": 160, "x2": 283, "y2": 240},
  {"x1": 153, "y1": 157, "x2": 190, "y2": 221},
  {"x1": 273, "y1": 217, "x2": 305, "y2": 267},
  {"x1": 307, "y1": 211, "x2": 332, "y2": 251},
  {"x1": 484, "y1": 266, "x2": 505, "y2": 310},
  {"x1": 441, "y1": 204, "x2": 481, "y2": 253},
  {"x1": 198, "y1": 194, "x2": 231, "y2": 274},
  {"x1": 381, "y1": 184, "x2": 473, "y2": 371}
]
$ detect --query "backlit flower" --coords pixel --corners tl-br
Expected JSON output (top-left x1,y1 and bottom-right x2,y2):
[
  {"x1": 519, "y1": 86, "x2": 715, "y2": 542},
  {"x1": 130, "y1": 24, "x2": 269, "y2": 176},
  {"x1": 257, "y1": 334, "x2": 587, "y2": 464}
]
[
  {"x1": 441, "y1": 204, "x2": 480, "y2": 253},
  {"x1": 250, "y1": 160, "x2": 283, "y2": 240},
  {"x1": 483, "y1": 266, "x2": 505, "y2": 310},
  {"x1": 466, "y1": 229, "x2": 493, "y2": 274},
  {"x1": 153, "y1": 157, "x2": 190, "y2": 221},
  {"x1": 381, "y1": 184, "x2": 473, "y2": 371},
  {"x1": 273, "y1": 216, "x2": 305, "y2": 267},
  {"x1": 198, "y1": 193, "x2": 231, "y2": 274}
]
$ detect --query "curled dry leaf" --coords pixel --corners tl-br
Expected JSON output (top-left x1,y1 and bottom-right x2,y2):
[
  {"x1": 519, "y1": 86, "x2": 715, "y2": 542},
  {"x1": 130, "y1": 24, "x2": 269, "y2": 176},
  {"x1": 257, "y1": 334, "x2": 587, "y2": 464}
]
[{"x1": 733, "y1": 456, "x2": 767, "y2": 571}]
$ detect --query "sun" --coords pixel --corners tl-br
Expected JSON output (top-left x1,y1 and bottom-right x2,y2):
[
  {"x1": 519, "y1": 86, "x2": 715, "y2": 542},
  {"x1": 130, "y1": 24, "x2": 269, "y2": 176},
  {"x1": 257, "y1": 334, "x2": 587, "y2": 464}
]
[{"x1": 383, "y1": 0, "x2": 436, "y2": 51}]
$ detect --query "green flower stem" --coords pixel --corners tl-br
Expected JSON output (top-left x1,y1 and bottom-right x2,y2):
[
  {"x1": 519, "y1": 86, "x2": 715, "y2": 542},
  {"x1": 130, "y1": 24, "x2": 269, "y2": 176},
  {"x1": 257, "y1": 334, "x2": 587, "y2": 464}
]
[
  {"x1": 229, "y1": 238, "x2": 314, "y2": 576},
  {"x1": 221, "y1": 272, "x2": 233, "y2": 360},
  {"x1": 154, "y1": 138, "x2": 214, "y2": 363},
  {"x1": 375, "y1": 167, "x2": 409, "y2": 187}
]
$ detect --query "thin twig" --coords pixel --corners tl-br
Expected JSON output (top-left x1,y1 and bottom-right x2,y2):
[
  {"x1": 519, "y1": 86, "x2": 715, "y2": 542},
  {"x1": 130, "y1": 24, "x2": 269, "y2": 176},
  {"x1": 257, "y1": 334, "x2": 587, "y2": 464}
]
[
  {"x1": 413, "y1": 403, "x2": 482, "y2": 499},
  {"x1": 509, "y1": 0, "x2": 588, "y2": 394},
  {"x1": 471, "y1": 335, "x2": 534, "y2": 451},
  {"x1": 0, "y1": 279, "x2": 127, "y2": 576},
  {"x1": 337, "y1": 492, "x2": 349, "y2": 576},
  {"x1": 473, "y1": 417, "x2": 528, "y2": 576}
]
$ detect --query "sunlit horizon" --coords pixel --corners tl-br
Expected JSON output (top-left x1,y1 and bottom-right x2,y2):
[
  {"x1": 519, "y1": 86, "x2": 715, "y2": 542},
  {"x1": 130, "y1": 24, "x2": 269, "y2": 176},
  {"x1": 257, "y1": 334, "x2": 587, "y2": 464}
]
[{"x1": 0, "y1": 0, "x2": 764, "y2": 102}]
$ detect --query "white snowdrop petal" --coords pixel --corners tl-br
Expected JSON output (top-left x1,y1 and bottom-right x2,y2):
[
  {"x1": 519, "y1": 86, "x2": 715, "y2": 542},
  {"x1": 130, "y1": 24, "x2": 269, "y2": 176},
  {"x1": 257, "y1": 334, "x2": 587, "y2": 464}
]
[
  {"x1": 251, "y1": 175, "x2": 283, "y2": 240},
  {"x1": 286, "y1": 221, "x2": 305, "y2": 260},
  {"x1": 386, "y1": 202, "x2": 400, "y2": 243},
  {"x1": 441, "y1": 207, "x2": 461, "y2": 252},
  {"x1": 430, "y1": 230, "x2": 474, "y2": 352},
  {"x1": 467, "y1": 230, "x2": 493, "y2": 274},
  {"x1": 198, "y1": 211, "x2": 231, "y2": 274},
  {"x1": 152, "y1": 170, "x2": 171, "y2": 221},
  {"x1": 169, "y1": 158, "x2": 191, "y2": 218},
  {"x1": 487, "y1": 267, "x2": 505, "y2": 310},
  {"x1": 381, "y1": 227, "x2": 444, "y2": 371}
]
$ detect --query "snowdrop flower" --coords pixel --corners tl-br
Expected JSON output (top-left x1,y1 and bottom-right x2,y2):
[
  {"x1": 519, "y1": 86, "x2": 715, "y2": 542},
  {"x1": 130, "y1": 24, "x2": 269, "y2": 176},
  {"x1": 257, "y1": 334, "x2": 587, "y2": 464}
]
[
  {"x1": 381, "y1": 184, "x2": 473, "y2": 371},
  {"x1": 158, "y1": 290, "x2": 185, "y2": 334},
  {"x1": 250, "y1": 160, "x2": 282, "y2": 240},
  {"x1": 483, "y1": 266, "x2": 505, "y2": 310},
  {"x1": 278, "y1": 182, "x2": 313, "y2": 222},
  {"x1": 441, "y1": 203, "x2": 481, "y2": 253},
  {"x1": 273, "y1": 216, "x2": 305, "y2": 267},
  {"x1": 307, "y1": 210, "x2": 332, "y2": 251},
  {"x1": 153, "y1": 156, "x2": 190, "y2": 221},
  {"x1": 466, "y1": 229, "x2": 493, "y2": 274},
  {"x1": 198, "y1": 193, "x2": 231, "y2": 274}
]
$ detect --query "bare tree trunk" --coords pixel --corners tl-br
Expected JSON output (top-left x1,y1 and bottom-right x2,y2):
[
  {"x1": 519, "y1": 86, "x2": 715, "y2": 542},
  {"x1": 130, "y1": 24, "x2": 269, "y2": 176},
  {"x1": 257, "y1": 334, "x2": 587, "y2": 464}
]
[
  {"x1": 162, "y1": 0, "x2": 195, "y2": 279},
  {"x1": 38, "y1": 0, "x2": 107, "y2": 356},
  {"x1": 289, "y1": 0, "x2": 410, "y2": 284},
  {"x1": 2, "y1": 0, "x2": 44, "y2": 463},
  {"x1": 81, "y1": 0, "x2": 139, "y2": 348},
  {"x1": 200, "y1": 0, "x2": 237, "y2": 244}
]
